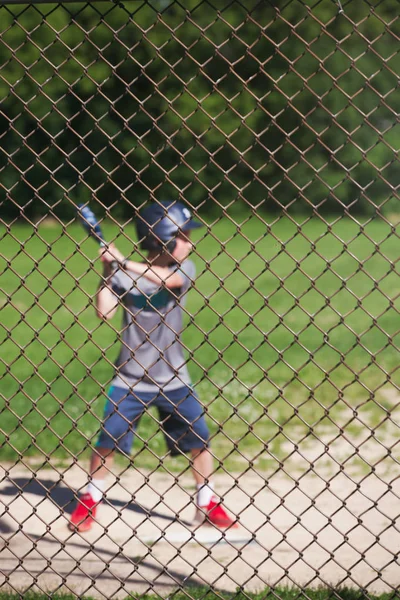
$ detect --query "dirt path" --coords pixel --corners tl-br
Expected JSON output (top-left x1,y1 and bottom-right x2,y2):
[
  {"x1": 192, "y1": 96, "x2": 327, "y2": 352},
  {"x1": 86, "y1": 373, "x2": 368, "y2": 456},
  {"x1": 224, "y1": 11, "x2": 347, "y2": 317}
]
[{"x1": 1, "y1": 461, "x2": 399, "y2": 598}]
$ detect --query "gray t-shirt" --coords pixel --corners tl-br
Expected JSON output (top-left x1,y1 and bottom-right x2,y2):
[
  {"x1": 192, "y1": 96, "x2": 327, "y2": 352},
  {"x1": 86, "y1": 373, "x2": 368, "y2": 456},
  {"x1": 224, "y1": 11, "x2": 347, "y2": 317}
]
[{"x1": 109, "y1": 259, "x2": 196, "y2": 392}]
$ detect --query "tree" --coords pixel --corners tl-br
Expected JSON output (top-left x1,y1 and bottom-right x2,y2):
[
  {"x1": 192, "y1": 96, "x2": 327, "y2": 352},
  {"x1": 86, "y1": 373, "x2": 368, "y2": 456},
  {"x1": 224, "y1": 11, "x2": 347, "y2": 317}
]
[{"x1": 0, "y1": 0, "x2": 398, "y2": 220}]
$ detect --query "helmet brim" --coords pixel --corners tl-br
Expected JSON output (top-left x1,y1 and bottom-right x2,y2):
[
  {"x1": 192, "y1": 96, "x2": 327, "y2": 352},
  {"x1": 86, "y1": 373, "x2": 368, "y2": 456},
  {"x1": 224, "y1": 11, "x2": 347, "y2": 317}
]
[{"x1": 182, "y1": 220, "x2": 203, "y2": 230}]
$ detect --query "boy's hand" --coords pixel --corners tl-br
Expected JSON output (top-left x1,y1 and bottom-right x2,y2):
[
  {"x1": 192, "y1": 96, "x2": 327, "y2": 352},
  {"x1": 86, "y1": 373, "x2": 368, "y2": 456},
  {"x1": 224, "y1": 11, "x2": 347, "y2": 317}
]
[
  {"x1": 99, "y1": 243, "x2": 125, "y2": 265},
  {"x1": 172, "y1": 237, "x2": 193, "y2": 263}
]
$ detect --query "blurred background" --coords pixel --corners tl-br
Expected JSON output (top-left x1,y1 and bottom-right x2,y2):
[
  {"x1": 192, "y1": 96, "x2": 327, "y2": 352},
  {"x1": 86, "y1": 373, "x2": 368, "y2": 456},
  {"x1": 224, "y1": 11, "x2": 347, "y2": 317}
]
[
  {"x1": 0, "y1": 0, "x2": 399, "y2": 473},
  {"x1": 1, "y1": 0, "x2": 399, "y2": 222}
]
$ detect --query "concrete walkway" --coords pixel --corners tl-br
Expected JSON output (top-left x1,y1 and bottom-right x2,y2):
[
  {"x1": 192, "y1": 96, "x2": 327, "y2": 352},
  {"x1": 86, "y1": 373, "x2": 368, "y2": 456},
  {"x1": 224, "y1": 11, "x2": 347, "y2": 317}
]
[{"x1": 1, "y1": 463, "x2": 399, "y2": 598}]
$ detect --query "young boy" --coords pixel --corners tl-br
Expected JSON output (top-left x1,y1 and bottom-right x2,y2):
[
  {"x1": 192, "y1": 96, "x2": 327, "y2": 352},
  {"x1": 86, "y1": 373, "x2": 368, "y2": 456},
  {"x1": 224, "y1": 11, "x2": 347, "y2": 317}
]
[{"x1": 69, "y1": 201, "x2": 237, "y2": 532}]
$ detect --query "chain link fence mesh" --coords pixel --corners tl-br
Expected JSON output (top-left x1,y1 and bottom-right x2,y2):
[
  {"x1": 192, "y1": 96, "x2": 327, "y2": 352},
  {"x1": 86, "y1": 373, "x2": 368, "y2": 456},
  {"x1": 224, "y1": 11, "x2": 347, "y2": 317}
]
[{"x1": 0, "y1": 0, "x2": 399, "y2": 598}]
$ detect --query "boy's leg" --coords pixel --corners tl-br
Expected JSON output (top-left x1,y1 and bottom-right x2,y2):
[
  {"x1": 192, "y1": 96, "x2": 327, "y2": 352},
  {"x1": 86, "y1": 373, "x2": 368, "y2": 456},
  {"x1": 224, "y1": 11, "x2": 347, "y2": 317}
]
[
  {"x1": 191, "y1": 447, "x2": 213, "y2": 484},
  {"x1": 69, "y1": 386, "x2": 150, "y2": 532},
  {"x1": 69, "y1": 447, "x2": 114, "y2": 532},
  {"x1": 191, "y1": 447, "x2": 214, "y2": 505},
  {"x1": 91, "y1": 445, "x2": 115, "y2": 478},
  {"x1": 191, "y1": 447, "x2": 237, "y2": 528},
  {"x1": 86, "y1": 446, "x2": 115, "y2": 501},
  {"x1": 158, "y1": 387, "x2": 238, "y2": 529}
]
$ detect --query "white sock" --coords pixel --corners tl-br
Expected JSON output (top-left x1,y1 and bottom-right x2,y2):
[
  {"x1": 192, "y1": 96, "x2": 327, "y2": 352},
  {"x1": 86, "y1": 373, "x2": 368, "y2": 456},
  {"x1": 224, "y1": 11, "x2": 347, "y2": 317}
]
[
  {"x1": 86, "y1": 478, "x2": 106, "y2": 503},
  {"x1": 196, "y1": 481, "x2": 215, "y2": 507}
]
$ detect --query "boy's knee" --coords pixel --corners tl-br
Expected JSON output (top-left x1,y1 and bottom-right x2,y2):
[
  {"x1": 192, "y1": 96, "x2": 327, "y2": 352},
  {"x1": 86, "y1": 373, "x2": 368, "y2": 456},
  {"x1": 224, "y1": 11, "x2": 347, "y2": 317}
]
[
  {"x1": 179, "y1": 419, "x2": 210, "y2": 452},
  {"x1": 97, "y1": 419, "x2": 134, "y2": 455}
]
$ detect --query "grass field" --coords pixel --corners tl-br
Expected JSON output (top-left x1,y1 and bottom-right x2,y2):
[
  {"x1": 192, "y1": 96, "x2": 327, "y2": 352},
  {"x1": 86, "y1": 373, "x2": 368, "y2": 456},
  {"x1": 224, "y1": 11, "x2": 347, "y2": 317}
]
[{"x1": 0, "y1": 215, "x2": 399, "y2": 472}]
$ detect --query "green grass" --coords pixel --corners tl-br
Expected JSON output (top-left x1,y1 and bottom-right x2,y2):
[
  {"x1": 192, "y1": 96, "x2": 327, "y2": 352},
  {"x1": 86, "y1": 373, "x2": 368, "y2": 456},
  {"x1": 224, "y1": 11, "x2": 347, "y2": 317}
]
[
  {"x1": 0, "y1": 586, "x2": 398, "y2": 600},
  {"x1": 0, "y1": 215, "x2": 399, "y2": 472}
]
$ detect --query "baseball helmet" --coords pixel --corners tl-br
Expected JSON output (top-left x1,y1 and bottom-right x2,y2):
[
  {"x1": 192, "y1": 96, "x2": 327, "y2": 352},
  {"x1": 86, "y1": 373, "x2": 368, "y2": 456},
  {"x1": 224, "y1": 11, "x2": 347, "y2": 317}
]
[{"x1": 136, "y1": 201, "x2": 203, "y2": 252}]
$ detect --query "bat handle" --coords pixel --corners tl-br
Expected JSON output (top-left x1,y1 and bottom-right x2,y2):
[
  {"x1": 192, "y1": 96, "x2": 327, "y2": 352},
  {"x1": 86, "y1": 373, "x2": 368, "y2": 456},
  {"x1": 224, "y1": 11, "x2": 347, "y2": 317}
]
[{"x1": 99, "y1": 241, "x2": 118, "y2": 272}]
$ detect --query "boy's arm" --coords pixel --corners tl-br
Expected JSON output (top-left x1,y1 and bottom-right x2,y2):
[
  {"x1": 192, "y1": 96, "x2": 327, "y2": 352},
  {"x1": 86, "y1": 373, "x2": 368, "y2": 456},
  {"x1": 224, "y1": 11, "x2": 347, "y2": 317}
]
[
  {"x1": 96, "y1": 263, "x2": 119, "y2": 320},
  {"x1": 123, "y1": 260, "x2": 184, "y2": 289},
  {"x1": 101, "y1": 243, "x2": 185, "y2": 289}
]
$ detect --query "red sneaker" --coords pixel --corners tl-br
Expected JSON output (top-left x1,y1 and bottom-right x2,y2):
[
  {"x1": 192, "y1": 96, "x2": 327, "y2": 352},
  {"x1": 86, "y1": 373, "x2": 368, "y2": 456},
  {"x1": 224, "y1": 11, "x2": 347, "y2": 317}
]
[
  {"x1": 69, "y1": 493, "x2": 100, "y2": 532},
  {"x1": 194, "y1": 496, "x2": 238, "y2": 529}
]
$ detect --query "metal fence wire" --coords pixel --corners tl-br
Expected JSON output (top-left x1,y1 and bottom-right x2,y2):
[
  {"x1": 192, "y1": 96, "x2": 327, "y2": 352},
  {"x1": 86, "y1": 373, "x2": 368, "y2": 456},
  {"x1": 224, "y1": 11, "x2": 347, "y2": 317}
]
[{"x1": 0, "y1": 0, "x2": 400, "y2": 598}]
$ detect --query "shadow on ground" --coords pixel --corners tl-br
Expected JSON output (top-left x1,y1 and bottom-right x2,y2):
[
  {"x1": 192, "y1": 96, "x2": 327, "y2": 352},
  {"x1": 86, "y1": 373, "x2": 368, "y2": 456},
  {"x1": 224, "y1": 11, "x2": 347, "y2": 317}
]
[
  {"x1": 0, "y1": 477, "x2": 217, "y2": 592},
  {"x1": 0, "y1": 477, "x2": 191, "y2": 524}
]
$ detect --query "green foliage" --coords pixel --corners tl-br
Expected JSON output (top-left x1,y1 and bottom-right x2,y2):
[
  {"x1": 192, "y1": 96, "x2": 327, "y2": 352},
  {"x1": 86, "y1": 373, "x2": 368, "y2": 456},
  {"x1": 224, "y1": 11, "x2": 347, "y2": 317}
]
[{"x1": 0, "y1": 1, "x2": 399, "y2": 221}]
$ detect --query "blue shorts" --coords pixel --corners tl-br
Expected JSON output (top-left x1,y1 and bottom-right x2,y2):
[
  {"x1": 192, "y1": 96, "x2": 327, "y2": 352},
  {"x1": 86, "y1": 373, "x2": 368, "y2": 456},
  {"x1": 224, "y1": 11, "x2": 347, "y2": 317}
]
[{"x1": 96, "y1": 385, "x2": 210, "y2": 456}]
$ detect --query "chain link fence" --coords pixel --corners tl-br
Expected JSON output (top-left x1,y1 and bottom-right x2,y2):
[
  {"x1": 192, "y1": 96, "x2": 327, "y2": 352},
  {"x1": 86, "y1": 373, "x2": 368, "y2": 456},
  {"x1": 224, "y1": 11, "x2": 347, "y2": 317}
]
[{"x1": 0, "y1": 0, "x2": 399, "y2": 598}]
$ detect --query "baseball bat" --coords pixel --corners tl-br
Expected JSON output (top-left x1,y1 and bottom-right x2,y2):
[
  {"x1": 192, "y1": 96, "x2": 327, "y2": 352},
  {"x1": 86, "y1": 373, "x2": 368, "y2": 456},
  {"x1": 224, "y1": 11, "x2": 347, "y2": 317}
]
[
  {"x1": 77, "y1": 204, "x2": 106, "y2": 246},
  {"x1": 77, "y1": 204, "x2": 118, "y2": 268}
]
